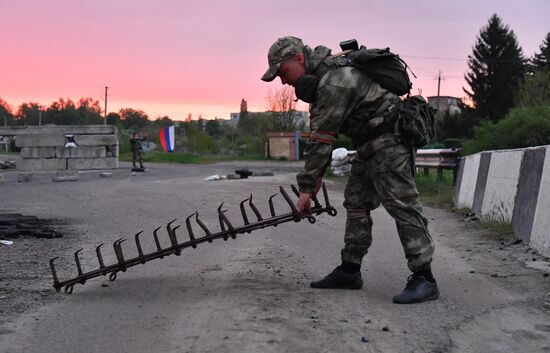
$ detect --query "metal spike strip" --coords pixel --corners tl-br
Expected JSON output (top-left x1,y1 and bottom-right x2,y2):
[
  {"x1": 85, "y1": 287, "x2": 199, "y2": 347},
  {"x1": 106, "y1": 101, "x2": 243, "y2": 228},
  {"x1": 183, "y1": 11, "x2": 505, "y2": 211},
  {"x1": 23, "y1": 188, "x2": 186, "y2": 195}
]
[{"x1": 49, "y1": 184, "x2": 337, "y2": 294}]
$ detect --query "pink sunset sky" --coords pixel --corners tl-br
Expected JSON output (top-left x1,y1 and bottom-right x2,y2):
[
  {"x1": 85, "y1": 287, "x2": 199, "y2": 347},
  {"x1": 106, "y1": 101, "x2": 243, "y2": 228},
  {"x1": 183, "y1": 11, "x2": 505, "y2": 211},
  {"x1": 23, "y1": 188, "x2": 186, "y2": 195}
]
[{"x1": 1, "y1": 0, "x2": 548, "y2": 121}]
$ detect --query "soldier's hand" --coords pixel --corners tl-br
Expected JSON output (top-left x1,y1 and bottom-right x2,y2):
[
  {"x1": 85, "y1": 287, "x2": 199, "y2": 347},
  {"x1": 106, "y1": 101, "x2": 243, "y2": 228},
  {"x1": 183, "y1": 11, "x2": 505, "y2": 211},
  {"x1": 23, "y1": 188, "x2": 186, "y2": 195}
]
[{"x1": 297, "y1": 192, "x2": 312, "y2": 212}]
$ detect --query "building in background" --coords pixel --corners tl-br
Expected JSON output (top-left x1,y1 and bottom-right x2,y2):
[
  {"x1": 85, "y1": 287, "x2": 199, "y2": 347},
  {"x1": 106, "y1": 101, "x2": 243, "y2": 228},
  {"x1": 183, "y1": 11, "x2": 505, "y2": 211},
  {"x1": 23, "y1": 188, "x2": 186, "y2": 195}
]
[{"x1": 427, "y1": 96, "x2": 462, "y2": 116}]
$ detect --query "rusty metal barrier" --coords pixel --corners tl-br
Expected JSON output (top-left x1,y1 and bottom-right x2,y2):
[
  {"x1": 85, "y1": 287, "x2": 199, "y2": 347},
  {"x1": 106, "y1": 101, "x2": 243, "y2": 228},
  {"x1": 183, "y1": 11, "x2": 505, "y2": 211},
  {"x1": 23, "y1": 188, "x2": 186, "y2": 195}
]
[{"x1": 49, "y1": 183, "x2": 337, "y2": 294}]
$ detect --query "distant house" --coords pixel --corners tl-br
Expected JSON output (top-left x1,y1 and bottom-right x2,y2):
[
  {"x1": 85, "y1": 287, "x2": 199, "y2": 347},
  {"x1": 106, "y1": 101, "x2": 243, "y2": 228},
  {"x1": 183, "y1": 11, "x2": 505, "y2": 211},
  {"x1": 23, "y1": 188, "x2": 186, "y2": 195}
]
[{"x1": 427, "y1": 96, "x2": 462, "y2": 116}]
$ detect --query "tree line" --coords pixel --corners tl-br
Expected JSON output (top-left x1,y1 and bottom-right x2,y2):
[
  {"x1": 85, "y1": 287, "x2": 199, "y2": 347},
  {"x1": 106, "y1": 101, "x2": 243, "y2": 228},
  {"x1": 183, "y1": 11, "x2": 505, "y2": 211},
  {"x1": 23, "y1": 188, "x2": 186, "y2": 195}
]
[{"x1": 438, "y1": 14, "x2": 550, "y2": 154}]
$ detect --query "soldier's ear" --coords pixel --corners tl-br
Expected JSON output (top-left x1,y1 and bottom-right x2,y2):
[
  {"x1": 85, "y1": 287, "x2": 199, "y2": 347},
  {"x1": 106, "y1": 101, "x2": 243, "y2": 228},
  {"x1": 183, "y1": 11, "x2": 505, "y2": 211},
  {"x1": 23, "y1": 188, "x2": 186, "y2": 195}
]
[{"x1": 295, "y1": 52, "x2": 305, "y2": 65}]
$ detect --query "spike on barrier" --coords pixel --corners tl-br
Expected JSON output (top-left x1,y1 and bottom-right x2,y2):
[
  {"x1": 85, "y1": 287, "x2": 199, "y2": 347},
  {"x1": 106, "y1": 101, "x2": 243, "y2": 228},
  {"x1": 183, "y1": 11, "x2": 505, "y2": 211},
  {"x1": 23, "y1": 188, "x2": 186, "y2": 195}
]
[{"x1": 49, "y1": 184, "x2": 337, "y2": 293}]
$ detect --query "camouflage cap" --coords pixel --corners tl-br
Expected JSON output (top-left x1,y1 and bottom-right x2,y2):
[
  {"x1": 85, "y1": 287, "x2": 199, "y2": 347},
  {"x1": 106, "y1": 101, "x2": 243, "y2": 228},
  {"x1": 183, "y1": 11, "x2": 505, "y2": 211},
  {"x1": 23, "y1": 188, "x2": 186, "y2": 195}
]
[{"x1": 261, "y1": 36, "x2": 305, "y2": 82}]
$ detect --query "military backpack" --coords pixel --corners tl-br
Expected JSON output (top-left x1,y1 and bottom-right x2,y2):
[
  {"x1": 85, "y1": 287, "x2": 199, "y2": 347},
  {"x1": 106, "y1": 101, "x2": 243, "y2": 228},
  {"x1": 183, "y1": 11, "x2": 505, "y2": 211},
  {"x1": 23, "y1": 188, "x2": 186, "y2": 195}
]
[{"x1": 332, "y1": 39, "x2": 436, "y2": 148}]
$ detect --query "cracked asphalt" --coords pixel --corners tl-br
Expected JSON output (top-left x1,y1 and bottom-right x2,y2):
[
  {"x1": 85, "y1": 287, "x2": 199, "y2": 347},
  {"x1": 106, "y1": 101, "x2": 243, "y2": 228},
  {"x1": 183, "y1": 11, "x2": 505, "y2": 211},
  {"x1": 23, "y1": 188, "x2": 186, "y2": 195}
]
[{"x1": 1, "y1": 160, "x2": 550, "y2": 353}]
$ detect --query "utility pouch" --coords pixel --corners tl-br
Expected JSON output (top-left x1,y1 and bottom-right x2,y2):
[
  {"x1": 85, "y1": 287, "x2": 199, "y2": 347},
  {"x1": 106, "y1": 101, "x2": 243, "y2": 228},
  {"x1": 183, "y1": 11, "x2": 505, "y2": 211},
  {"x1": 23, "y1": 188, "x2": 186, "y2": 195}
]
[{"x1": 394, "y1": 95, "x2": 436, "y2": 148}]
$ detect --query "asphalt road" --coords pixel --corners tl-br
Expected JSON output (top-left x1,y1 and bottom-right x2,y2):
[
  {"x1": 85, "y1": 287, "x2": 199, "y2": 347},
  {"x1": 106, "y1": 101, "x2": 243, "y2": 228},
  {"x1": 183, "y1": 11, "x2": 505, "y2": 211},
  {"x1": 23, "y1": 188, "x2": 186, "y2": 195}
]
[{"x1": 1, "y1": 161, "x2": 550, "y2": 353}]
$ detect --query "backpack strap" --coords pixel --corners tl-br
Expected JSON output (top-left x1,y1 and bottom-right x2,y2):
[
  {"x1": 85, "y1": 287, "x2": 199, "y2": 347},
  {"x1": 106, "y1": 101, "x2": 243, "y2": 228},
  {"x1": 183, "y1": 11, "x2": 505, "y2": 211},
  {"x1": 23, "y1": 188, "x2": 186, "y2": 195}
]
[
  {"x1": 328, "y1": 50, "x2": 354, "y2": 59},
  {"x1": 312, "y1": 50, "x2": 355, "y2": 79}
]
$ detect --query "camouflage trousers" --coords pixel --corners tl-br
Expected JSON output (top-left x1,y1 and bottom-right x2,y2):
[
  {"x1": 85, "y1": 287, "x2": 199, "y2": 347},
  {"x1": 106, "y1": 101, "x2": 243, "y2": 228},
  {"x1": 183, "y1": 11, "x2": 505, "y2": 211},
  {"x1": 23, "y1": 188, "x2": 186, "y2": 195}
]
[
  {"x1": 132, "y1": 150, "x2": 144, "y2": 168},
  {"x1": 341, "y1": 144, "x2": 434, "y2": 272}
]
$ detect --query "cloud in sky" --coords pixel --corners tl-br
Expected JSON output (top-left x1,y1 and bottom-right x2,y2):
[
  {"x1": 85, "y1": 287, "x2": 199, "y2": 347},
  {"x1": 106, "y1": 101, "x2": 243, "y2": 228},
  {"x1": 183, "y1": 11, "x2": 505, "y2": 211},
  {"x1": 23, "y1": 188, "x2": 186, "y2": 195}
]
[{"x1": 1, "y1": 0, "x2": 548, "y2": 120}]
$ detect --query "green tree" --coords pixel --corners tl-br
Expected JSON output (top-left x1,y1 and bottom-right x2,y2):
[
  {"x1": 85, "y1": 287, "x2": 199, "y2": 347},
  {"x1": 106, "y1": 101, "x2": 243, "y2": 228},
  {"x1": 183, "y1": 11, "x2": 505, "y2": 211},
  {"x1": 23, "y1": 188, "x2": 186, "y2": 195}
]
[
  {"x1": 119, "y1": 108, "x2": 150, "y2": 130},
  {"x1": 0, "y1": 98, "x2": 15, "y2": 126},
  {"x1": 153, "y1": 116, "x2": 174, "y2": 127},
  {"x1": 531, "y1": 32, "x2": 550, "y2": 71},
  {"x1": 205, "y1": 118, "x2": 221, "y2": 137},
  {"x1": 237, "y1": 111, "x2": 258, "y2": 135},
  {"x1": 436, "y1": 101, "x2": 480, "y2": 140},
  {"x1": 106, "y1": 112, "x2": 121, "y2": 126},
  {"x1": 46, "y1": 98, "x2": 79, "y2": 125},
  {"x1": 77, "y1": 97, "x2": 103, "y2": 124},
  {"x1": 516, "y1": 70, "x2": 550, "y2": 107},
  {"x1": 15, "y1": 102, "x2": 42, "y2": 125},
  {"x1": 464, "y1": 14, "x2": 526, "y2": 122},
  {"x1": 462, "y1": 105, "x2": 550, "y2": 155}
]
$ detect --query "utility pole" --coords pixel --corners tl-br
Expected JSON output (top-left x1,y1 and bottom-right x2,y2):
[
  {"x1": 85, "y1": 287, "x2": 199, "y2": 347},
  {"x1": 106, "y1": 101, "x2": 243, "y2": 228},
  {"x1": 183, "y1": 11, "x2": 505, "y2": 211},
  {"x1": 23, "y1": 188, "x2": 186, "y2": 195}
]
[
  {"x1": 434, "y1": 70, "x2": 445, "y2": 112},
  {"x1": 3, "y1": 114, "x2": 7, "y2": 152},
  {"x1": 104, "y1": 86, "x2": 108, "y2": 125}
]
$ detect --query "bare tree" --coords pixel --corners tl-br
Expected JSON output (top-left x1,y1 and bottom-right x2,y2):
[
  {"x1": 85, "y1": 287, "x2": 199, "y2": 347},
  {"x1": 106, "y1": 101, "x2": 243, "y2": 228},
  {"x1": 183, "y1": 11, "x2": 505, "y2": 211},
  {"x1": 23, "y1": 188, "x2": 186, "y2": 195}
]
[{"x1": 266, "y1": 87, "x2": 298, "y2": 131}]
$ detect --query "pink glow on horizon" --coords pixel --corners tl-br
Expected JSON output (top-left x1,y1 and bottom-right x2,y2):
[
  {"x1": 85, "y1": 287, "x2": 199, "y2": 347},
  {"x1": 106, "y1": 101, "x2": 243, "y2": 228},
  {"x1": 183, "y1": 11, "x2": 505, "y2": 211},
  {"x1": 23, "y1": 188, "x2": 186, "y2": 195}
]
[{"x1": 1, "y1": 0, "x2": 548, "y2": 120}]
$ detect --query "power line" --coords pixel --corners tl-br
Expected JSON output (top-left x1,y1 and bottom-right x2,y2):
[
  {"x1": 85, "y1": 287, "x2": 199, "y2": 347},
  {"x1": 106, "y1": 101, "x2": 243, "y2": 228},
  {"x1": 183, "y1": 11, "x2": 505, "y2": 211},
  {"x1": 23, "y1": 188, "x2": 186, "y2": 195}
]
[
  {"x1": 403, "y1": 55, "x2": 465, "y2": 62},
  {"x1": 403, "y1": 54, "x2": 526, "y2": 63}
]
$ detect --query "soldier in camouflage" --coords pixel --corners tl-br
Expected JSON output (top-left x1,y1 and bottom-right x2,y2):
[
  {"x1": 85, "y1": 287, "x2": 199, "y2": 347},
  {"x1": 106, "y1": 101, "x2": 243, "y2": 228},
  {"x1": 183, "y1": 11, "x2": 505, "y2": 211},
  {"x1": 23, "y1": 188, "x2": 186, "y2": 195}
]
[
  {"x1": 262, "y1": 36, "x2": 438, "y2": 304},
  {"x1": 130, "y1": 132, "x2": 145, "y2": 169}
]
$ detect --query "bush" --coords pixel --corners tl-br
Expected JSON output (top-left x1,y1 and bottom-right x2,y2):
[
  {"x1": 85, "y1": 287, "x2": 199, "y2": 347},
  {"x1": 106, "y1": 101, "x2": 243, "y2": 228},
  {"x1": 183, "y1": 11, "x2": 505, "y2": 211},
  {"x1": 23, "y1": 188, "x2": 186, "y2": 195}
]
[
  {"x1": 462, "y1": 105, "x2": 550, "y2": 155},
  {"x1": 436, "y1": 105, "x2": 481, "y2": 141}
]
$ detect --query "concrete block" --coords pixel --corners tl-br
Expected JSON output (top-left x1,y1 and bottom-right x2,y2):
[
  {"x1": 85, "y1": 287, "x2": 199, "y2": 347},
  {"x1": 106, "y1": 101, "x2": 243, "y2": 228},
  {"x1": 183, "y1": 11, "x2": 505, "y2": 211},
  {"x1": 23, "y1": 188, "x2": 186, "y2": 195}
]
[
  {"x1": 0, "y1": 125, "x2": 117, "y2": 136},
  {"x1": 453, "y1": 158, "x2": 465, "y2": 205},
  {"x1": 106, "y1": 145, "x2": 119, "y2": 157},
  {"x1": 471, "y1": 152, "x2": 492, "y2": 215},
  {"x1": 530, "y1": 146, "x2": 550, "y2": 257},
  {"x1": 18, "y1": 172, "x2": 33, "y2": 183},
  {"x1": 17, "y1": 158, "x2": 67, "y2": 171},
  {"x1": 20, "y1": 147, "x2": 57, "y2": 159},
  {"x1": 480, "y1": 149, "x2": 523, "y2": 222},
  {"x1": 454, "y1": 153, "x2": 482, "y2": 209},
  {"x1": 0, "y1": 173, "x2": 5, "y2": 184},
  {"x1": 73, "y1": 134, "x2": 118, "y2": 147},
  {"x1": 67, "y1": 157, "x2": 118, "y2": 170},
  {"x1": 15, "y1": 134, "x2": 65, "y2": 148},
  {"x1": 100, "y1": 172, "x2": 113, "y2": 178},
  {"x1": 52, "y1": 170, "x2": 79, "y2": 182},
  {"x1": 56, "y1": 146, "x2": 106, "y2": 159},
  {"x1": 512, "y1": 147, "x2": 546, "y2": 242}
]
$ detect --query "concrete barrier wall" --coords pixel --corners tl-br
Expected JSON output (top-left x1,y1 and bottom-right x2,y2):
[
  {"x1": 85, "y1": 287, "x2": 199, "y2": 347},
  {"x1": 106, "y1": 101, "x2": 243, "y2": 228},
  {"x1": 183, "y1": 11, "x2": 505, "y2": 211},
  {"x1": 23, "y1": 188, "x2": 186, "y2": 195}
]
[
  {"x1": 529, "y1": 147, "x2": 550, "y2": 257},
  {"x1": 0, "y1": 125, "x2": 119, "y2": 172},
  {"x1": 480, "y1": 150, "x2": 523, "y2": 222},
  {"x1": 454, "y1": 152, "x2": 481, "y2": 209},
  {"x1": 512, "y1": 147, "x2": 547, "y2": 243},
  {"x1": 455, "y1": 145, "x2": 550, "y2": 256},
  {"x1": 0, "y1": 125, "x2": 116, "y2": 136}
]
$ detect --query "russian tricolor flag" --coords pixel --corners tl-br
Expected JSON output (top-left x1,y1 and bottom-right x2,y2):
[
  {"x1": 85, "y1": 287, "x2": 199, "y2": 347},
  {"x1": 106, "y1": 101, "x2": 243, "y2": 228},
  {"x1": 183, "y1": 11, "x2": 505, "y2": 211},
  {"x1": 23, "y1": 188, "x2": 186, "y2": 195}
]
[{"x1": 160, "y1": 126, "x2": 175, "y2": 152}]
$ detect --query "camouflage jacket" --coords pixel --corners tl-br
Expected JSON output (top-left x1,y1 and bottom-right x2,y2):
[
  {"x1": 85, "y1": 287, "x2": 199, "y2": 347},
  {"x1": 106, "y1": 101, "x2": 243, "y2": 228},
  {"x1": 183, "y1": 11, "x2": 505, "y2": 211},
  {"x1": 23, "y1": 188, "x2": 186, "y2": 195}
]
[
  {"x1": 130, "y1": 138, "x2": 143, "y2": 152},
  {"x1": 297, "y1": 47, "x2": 400, "y2": 193}
]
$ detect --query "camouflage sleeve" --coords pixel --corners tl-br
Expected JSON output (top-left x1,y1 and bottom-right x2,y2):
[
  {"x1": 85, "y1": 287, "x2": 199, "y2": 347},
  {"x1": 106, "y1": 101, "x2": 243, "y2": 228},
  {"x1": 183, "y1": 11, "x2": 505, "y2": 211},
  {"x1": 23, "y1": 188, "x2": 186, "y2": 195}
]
[{"x1": 297, "y1": 84, "x2": 352, "y2": 193}]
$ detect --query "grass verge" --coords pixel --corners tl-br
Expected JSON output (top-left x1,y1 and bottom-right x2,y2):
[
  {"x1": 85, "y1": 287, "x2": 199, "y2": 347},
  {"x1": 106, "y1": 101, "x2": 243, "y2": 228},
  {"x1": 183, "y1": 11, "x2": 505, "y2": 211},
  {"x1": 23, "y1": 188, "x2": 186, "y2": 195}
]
[{"x1": 415, "y1": 170, "x2": 454, "y2": 208}]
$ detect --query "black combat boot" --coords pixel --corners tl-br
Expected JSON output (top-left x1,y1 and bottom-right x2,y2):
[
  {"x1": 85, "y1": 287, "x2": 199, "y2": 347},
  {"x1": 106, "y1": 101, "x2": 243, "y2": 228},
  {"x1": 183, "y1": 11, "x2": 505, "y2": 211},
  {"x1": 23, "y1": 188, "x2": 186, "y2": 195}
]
[
  {"x1": 310, "y1": 262, "x2": 363, "y2": 289},
  {"x1": 392, "y1": 273, "x2": 439, "y2": 304}
]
